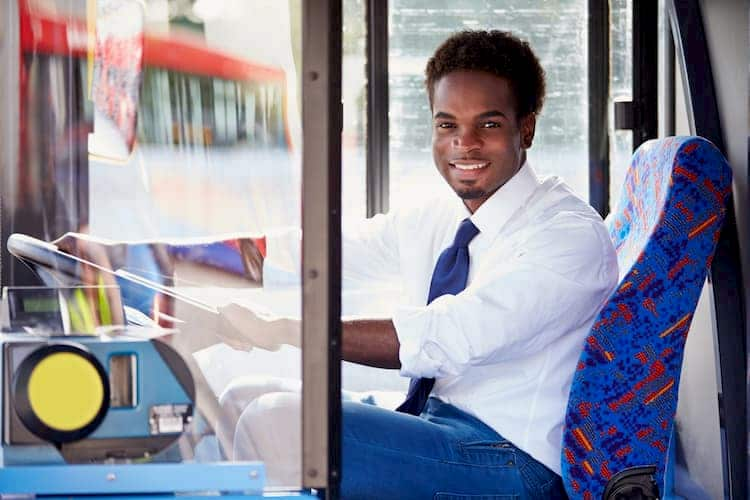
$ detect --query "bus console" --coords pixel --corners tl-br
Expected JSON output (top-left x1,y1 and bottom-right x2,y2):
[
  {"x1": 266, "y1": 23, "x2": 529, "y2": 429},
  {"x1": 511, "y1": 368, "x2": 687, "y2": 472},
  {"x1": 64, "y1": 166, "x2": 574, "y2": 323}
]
[{"x1": 0, "y1": 284, "x2": 273, "y2": 497}]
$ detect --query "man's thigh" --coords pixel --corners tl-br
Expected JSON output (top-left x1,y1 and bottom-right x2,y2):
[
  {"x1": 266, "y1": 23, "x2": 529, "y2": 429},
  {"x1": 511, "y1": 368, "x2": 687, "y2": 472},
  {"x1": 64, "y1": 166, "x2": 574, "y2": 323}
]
[
  {"x1": 229, "y1": 386, "x2": 563, "y2": 498},
  {"x1": 228, "y1": 384, "x2": 396, "y2": 486},
  {"x1": 341, "y1": 401, "x2": 563, "y2": 500}
]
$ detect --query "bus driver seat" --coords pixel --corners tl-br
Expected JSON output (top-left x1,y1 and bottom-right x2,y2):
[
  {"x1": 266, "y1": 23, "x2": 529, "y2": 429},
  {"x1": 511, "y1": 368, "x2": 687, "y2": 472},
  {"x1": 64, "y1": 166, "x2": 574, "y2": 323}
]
[{"x1": 561, "y1": 136, "x2": 732, "y2": 499}]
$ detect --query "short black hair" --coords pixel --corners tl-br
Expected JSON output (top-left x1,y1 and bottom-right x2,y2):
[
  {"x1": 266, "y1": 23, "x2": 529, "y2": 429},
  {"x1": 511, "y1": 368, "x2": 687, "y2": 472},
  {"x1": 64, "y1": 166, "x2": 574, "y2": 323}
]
[{"x1": 425, "y1": 30, "x2": 546, "y2": 118}]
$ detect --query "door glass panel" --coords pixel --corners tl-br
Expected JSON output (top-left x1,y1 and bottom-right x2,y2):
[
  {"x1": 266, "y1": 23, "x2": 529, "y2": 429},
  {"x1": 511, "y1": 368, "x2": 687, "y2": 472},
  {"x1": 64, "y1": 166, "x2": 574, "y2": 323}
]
[{"x1": 9, "y1": 0, "x2": 304, "y2": 491}]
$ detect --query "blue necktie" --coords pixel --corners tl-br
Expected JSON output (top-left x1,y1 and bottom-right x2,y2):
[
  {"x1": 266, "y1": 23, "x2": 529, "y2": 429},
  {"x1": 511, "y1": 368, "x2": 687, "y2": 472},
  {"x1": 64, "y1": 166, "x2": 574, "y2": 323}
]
[{"x1": 396, "y1": 217, "x2": 480, "y2": 415}]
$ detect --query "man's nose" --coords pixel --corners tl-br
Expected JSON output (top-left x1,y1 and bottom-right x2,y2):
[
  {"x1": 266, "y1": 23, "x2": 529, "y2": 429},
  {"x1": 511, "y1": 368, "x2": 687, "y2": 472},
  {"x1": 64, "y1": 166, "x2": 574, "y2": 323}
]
[{"x1": 452, "y1": 128, "x2": 481, "y2": 150}]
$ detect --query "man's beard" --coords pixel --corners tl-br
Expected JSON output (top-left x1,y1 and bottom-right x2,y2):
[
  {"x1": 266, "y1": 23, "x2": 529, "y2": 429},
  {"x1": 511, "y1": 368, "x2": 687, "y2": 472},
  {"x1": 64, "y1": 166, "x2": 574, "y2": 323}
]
[{"x1": 454, "y1": 187, "x2": 486, "y2": 200}]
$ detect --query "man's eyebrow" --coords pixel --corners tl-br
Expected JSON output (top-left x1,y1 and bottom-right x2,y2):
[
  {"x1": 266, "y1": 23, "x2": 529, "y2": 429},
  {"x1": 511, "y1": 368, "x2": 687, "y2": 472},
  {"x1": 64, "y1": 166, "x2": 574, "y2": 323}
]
[
  {"x1": 476, "y1": 110, "x2": 507, "y2": 120},
  {"x1": 432, "y1": 110, "x2": 508, "y2": 120}
]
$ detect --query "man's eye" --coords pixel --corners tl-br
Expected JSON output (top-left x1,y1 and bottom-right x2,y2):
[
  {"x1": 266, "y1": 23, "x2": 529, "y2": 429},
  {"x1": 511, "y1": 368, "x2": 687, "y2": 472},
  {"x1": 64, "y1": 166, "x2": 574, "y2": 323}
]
[
  {"x1": 481, "y1": 121, "x2": 501, "y2": 128},
  {"x1": 436, "y1": 122, "x2": 455, "y2": 129}
]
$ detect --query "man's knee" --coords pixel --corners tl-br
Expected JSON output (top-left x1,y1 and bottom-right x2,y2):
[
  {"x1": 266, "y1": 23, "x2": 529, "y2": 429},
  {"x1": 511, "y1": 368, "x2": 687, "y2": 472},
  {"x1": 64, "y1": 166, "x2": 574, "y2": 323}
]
[
  {"x1": 235, "y1": 392, "x2": 302, "y2": 486},
  {"x1": 235, "y1": 392, "x2": 301, "y2": 460},
  {"x1": 241, "y1": 391, "x2": 301, "y2": 423},
  {"x1": 219, "y1": 376, "x2": 300, "y2": 416},
  {"x1": 217, "y1": 377, "x2": 300, "y2": 460}
]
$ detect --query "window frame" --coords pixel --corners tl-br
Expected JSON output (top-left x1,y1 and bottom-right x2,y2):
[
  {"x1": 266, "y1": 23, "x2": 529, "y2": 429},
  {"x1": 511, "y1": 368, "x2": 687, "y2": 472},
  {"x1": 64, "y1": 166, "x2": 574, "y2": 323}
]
[
  {"x1": 669, "y1": 1, "x2": 747, "y2": 496},
  {"x1": 362, "y1": 0, "x2": 614, "y2": 217}
]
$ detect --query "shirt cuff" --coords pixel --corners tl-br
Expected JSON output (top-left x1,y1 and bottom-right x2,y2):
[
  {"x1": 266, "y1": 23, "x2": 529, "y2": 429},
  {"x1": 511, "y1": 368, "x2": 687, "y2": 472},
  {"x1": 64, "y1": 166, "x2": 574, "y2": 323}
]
[{"x1": 392, "y1": 304, "x2": 445, "y2": 379}]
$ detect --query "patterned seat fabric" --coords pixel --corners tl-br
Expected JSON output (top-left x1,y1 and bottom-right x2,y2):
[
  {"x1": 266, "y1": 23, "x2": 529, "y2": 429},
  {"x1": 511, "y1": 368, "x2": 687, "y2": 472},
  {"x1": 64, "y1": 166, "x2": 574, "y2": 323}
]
[{"x1": 561, "y1": 137, "x2": 732, "y2": 499}]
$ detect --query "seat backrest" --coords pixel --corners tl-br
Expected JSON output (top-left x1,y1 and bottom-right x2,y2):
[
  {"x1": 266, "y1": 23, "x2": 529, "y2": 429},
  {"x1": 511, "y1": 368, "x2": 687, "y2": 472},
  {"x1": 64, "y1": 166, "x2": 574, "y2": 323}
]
[{"x1": 561, "y1": 136, "x2": 732, "y2": 499}]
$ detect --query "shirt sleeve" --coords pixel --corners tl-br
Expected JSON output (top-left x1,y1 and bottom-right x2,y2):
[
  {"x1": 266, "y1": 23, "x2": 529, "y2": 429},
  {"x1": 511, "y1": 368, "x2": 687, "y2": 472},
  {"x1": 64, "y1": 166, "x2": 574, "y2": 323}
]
[
  {"x1": 393, "y1": 213, "x2": 618, "y2": 379},
  {"x1": 341, "y1": 212, "x2": 402, "y2": 287}
]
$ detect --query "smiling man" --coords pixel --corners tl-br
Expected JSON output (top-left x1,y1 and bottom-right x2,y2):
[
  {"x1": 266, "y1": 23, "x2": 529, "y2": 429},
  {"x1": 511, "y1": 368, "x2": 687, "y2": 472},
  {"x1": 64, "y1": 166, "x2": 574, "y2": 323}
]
[
  {"x1": 432, "y1": 70, "x2": 534, "y2": 211},
  {"x1": 218, "y1": 30, "x2": 618, "y2": 499}
]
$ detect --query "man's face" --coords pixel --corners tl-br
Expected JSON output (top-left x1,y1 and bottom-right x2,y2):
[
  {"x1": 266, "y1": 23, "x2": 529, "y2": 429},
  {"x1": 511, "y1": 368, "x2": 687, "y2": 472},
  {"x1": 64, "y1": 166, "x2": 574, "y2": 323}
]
[{"x1": 431, "y1": 70, "x2": 536, "y2": 213}]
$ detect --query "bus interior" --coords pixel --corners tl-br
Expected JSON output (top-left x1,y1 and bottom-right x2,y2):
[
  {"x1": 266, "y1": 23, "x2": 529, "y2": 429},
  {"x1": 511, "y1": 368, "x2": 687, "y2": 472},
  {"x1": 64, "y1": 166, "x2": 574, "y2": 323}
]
[{"x1": 0, "y1": 1, "x2": 747, "y2": 499}]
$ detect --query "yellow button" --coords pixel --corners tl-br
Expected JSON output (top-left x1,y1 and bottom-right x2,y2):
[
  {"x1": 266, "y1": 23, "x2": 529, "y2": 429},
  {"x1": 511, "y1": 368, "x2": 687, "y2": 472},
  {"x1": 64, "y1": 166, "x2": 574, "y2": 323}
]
[{"x1": 27, "y1": 352, "x2": 105, "y2": 431}]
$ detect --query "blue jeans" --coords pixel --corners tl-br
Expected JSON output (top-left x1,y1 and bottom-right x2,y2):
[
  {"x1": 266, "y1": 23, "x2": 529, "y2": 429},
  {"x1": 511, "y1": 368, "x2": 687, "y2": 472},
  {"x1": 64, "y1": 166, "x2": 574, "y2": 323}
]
[{"x1": 341, "y1": 398, "x2": 566, "y2": 499}]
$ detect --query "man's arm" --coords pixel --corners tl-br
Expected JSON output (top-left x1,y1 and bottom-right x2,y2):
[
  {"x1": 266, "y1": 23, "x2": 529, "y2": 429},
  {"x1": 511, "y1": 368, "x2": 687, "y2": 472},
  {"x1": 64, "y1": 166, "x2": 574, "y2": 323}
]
[
  {"x1": 342, "y1": 319, "x2": 400, "y2": 369},
  {"x1": 216, "y1": 304, "x2": 402, "y2": 367}
]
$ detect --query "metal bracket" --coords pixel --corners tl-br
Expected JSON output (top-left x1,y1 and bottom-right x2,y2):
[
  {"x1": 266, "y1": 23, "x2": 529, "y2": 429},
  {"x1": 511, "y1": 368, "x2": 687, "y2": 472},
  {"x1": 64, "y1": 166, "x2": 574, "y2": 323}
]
[
  {"x1": 614, "y1": 99, "x2": 635, "y2": 131},
  {"x1": 603, "y1": 465, "x2": 659, "y2": 500}
]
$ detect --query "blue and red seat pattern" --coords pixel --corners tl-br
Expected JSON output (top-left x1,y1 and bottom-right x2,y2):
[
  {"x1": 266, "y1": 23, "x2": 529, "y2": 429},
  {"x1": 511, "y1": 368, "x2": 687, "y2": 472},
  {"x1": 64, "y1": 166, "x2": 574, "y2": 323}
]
[{"x1": 561, "y1": 136, "x2": 732, "y2": 499}]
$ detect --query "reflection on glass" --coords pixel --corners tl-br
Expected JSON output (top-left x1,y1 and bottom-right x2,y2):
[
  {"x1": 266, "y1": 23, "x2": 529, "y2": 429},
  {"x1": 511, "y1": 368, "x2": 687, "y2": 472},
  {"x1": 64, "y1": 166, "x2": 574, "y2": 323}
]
[
  {"x1": 92, "y1": 12, "x2": 297, "y2": 240},
  {"x1": 388, "y1": 1, "x2": 589, "y2": 209},
  {"x1": 89, "y1": 0, "x2": 144, "y2": 159},
  {"x1": 14, "y1": 0, "x2": 93, "y2": 249},
  {"x1": 3, "y1": 286, "x2": 125, "y2": 335}
]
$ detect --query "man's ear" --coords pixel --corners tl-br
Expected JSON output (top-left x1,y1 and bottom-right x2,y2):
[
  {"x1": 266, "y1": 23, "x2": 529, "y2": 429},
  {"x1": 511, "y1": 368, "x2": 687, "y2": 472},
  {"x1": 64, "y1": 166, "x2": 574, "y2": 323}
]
[{"x1": 520, "y1": 113, "x2": 536, "y2": 149}]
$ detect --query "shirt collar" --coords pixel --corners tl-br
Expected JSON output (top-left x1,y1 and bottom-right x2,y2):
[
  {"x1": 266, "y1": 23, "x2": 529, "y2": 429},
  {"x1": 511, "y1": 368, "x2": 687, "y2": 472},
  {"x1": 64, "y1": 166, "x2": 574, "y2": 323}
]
[{"x1": 460, "y1": 161, "x2": 541, "y2": 240}]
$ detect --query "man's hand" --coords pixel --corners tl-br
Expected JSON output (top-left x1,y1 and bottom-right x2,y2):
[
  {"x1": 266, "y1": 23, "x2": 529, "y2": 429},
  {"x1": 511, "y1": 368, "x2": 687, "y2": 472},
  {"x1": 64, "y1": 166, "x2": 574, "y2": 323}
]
[{"x1": 217, "y1": 302, "x2": 299, "y2": 352}]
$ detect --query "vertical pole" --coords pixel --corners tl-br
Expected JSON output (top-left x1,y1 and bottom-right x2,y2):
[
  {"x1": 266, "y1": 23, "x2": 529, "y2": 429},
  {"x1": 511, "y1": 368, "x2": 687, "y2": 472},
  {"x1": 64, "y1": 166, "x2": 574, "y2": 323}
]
[
  {"x1": 301, "y1": 1, "x2": 342, "y2": 497},
  {"x1": 632, "y1": 0, "x2": 658, "y2": 148},
  {"x1": 365, "y1": 0, "x2": 389, "y2": 217},
  {"x1": 658, "y1": 0, "x2": 675, "y2": 137},
  {"x1": 588, "y1": 0, "x2": 610, "y2": 217}
]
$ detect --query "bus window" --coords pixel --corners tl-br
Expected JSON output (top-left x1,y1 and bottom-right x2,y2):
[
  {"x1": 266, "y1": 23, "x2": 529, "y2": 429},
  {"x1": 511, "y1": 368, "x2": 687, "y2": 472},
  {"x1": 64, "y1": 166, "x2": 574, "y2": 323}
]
[
  {"x1": 341, "y1": 0, "x2": 367, "y2": 222},
  {"x1": 609, "y1": 0, "x2": 633, "y2": 198},
  {"x1": 387, "y1": 1, "x2": 590, "y2": 210},
  {"x1": 343, "y1": 1, "x2": 638, "y2": 218}
]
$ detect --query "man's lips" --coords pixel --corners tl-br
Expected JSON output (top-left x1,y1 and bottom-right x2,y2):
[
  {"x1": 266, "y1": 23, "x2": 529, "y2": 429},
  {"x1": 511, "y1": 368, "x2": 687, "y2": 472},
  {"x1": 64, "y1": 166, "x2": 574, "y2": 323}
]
[{"x1": 449, "y1": 160, "x2": 490, "y2": 171}]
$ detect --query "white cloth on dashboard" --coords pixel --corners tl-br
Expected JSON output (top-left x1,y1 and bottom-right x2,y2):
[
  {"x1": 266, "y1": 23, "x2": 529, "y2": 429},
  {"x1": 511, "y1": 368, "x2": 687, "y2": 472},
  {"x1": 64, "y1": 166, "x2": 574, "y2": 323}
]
[{"x1": 262, "y1": 162, "x2": 618, "y2": 475}]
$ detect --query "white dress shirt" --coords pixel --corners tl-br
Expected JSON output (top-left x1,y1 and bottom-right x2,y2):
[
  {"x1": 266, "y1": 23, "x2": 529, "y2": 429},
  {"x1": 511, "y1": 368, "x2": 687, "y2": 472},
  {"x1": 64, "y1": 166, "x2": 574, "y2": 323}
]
[{"x1": 264, "y1": 163, "x2": 618, "y2": 475}]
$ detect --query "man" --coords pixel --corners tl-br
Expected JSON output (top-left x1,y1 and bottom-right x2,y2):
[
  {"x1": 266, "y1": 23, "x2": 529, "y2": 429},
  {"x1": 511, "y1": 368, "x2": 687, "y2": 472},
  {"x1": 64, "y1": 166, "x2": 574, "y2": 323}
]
[{"x1": 217, "y1": 30, "x2": 618, "y2": 499}]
